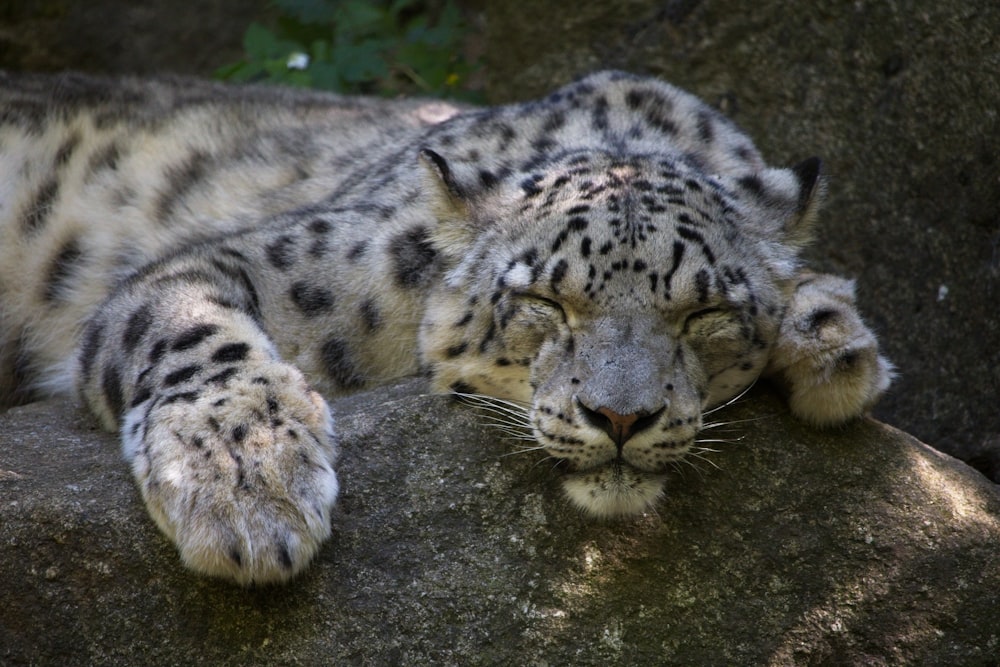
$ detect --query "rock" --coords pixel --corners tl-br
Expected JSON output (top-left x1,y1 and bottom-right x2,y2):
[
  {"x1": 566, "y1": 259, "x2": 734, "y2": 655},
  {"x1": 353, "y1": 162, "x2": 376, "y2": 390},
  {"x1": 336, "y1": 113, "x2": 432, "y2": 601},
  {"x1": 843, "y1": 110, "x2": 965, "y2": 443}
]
[
  {"x1": 483, "y1": 0, "x2": 1000, "y2": 477},
  {"x1": 2, "y1": 381, "x2": 999, "y2": 665}
]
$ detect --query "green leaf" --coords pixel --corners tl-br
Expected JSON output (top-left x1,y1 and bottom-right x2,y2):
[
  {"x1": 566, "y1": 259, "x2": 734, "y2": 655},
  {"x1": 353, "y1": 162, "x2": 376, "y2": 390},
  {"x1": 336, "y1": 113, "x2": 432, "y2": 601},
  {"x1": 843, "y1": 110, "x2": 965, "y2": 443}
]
[
  {"x1": 217, "y1": 0, "x2": 481, "y2": 100},
  {"x1": 307, "y1": 61, "x2": 344, "y2": 91},
  {"x1": 333, "y1": 40, "x2": 390, "y2": 83},
  {"x1": 336, "y1": 1, "x2": 389, "y2": 38},
  {"x1": 271, "y1": 0, "x2": 341, "y2": 24}
]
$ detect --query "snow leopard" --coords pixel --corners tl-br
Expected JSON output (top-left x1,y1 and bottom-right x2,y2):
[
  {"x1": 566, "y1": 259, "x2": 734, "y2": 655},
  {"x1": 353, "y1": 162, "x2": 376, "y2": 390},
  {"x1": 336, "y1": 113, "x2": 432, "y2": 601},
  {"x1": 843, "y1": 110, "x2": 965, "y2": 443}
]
[{"x1": 0, "y1": 70, "x2": 893, "y2": 584}]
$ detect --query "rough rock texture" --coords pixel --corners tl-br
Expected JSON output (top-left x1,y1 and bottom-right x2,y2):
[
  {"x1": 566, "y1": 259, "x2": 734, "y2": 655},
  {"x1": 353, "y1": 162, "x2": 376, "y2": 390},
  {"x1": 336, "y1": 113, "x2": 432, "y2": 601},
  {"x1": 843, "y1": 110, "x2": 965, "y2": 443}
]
[
  {"x1": 482, "y1": 0, "x2": 1000, "y2": 477},
  {"x1": 2, "y1": 381, "x2": 999, "y2": 665}
]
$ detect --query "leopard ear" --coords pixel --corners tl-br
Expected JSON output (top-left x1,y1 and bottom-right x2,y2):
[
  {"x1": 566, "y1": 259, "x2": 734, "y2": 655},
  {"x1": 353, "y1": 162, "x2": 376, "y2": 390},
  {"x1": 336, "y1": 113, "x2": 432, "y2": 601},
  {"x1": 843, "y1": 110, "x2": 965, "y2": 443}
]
[
  {"x1": 787, "y1": 156, "x2": 824, "y2": 242},
  {"x1": 419, "y1": 148, "x2": 469, "y2": 207},
  {"x1": 418, "y1": 148, "x2": 477, "y2": 261},
  {"x1": 735, "y1": 156, "x2": 825, "y2": 248}
]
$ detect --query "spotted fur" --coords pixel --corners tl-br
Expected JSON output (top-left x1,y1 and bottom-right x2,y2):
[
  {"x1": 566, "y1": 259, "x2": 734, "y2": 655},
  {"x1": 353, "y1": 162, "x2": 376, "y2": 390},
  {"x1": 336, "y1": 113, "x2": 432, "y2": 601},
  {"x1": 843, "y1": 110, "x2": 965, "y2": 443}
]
[{"x1": 0, "y1": 70, "x2": 892, "y2": 584}]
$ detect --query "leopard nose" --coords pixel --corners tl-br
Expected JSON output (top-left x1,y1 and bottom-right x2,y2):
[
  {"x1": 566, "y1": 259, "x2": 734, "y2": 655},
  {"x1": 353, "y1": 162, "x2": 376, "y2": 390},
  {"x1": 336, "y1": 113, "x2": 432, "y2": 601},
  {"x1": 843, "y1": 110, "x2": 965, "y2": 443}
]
[{"x1": 576, "y1": 399, "x2": 665, "y2": 447}]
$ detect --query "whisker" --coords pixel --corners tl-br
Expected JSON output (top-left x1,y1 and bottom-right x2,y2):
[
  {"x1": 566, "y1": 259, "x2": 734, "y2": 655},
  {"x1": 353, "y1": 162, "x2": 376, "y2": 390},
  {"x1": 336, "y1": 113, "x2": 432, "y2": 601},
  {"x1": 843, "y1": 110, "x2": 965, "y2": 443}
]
[
  {"x1": 694, "y1": 437, "x2": 743, "y2": 445},
  {"x1": 702, "y1": 378, "x2": 758, "y2": 417},
  {"x1": 686, "y1": 451, "x2": 722, "y2": 471},
  {"x1": 700, "y1": 414, "x2": 772, "y2": 430},
  {"x1": 500, "y1": 446, "x2": 548, "y2": 459},
  {"x1": 476, "y1": 413, "x2": 532, "y2": 430},
  {"x1": 454, "y1": 392, "x2": 531, "y2": 413}
]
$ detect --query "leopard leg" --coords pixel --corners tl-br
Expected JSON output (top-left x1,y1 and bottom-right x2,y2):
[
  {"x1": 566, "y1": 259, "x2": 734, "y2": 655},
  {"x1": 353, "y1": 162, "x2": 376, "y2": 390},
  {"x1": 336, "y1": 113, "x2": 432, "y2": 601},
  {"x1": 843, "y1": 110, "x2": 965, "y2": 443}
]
[
  {"x1": 78, "y1": 252, "x2": 339, "y2": 585},
  {"x1": 765, "y1": 272, "x2": 894, "y2": 425}
]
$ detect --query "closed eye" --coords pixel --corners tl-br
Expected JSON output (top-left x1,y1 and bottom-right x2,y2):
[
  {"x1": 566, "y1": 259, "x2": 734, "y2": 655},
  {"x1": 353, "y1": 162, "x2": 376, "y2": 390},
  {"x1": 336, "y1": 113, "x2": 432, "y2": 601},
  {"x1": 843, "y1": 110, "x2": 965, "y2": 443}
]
[
  {"x1": 512, "y1": 291, "x2": 564, "y2": 313},
  {"x1": 682, "y1": 307, "x2": 727, "y2": 333}
]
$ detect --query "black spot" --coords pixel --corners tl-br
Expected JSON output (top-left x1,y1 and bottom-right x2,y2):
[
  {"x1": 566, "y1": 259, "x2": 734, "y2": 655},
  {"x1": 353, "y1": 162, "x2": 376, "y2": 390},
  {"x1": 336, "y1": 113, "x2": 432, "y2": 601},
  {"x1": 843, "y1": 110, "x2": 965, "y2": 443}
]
[
  {"x1": 543, "y1": 111, "x2": 566, "y2": 133},
  {"x1": 122, "y1": 305, "x2": 154, "y2": 353},
  {"x1": 229, "y1": 548, "x2": 243, "y2": 567},
  {"x1": 164, "y1": 365, "x2": 201, "y2": 387},
  {"x1": 551, "y1": 230, "x2": 568, "y2": 253},
  {"x1": 346, "y1": 240, "x2": 369, "y2": 261},
  {"x1": 156, "y1": 151, "x2": 210, "y2": 224},
  {"x1": 696, "y1": 110, "x2": 715, "y2": 143},
  {"x1": 87, "y1": 140, "x2": 121, "y2": 175},
  {"x1": 390, "y1": 227, "x2": 438, "y2": 288},
  {"x1": 454, "y1": 311, "x2": 474, "y2": 327},
  {"x1": 149, "y1": 339, "x2": 168, "y2": 365},
  {"x1": 446, "y1": 342, "x2": 469, "y2": 358},
  {"x1": 309, "y1": 218, "x2": 332, "y2": 234},
  {"x1": 278, "y1": 543, "x2": 294, "y2": 570},
  {"x1": 360, "y1": 298, "x2": 382, "y2": 331},
  {"x1": 633, "y1": 259, "x2": 648, "y2": 272},
  {"x1": 591, "y1": 95, "x2": 610, "y2": 131},
  {"x1": 479, "y1": 169, "x2": 498, "y2": 188},
  {"x1": 205, "y1": 367, "x2": 239, "y2": 385},
  {"x1": 633, "y1": 90, "x2": 678, "y2": 135},
  {"x1": 625, "y1": 89, "x2": 648, "y2": 110},
  {"x1": 102, "y1": 366, "x2": 124, "y2": 418},
  {"x1": 22, "y1": 177, "x2": 59, "y2": 234},
  {"x1": 598, "y1": 241, "x2": 614, "y2": 255},
  {"x1": 172, "y1": 323, "x2": 219, "y2": 351},
  {"x1": 520, "y1": 177, "x2": 543, "y2": 197},
  {"x1": 209, "y1": 260, "x2": 261, "y2": 319},
  {"x1": 663, "y1": 241, "x2": 686, "y2": 298},
  {"x1": 130, "y1": 386, "x2": 152, "y2": 408},
  {"x1": 449, "y1": 381, "x2": 477, "y2": 395},
  {"x1": 232, "y1": 424, "x2": 248, "y2": 443},
  {"x1": 320, "y1": 338, "x2": 365, "y2": 389},
  {"x1": 43, "y1": 237, "x2": 83, "y2": 302},
  {"x1": 694, "y1": 269, "x2": 711, "y2": 303},
  {"x1": 79, "y1": 323, "x2": 105, "y2": 382},
  {"x1": 580, "y1": 237, "x2": 592, "y2": 257},
  {"x1": 55, "y1": 132, "x2": 81, "y2": 167},
  {"x1": 807, "y1": 308, "x2": 839, "y2": 330},
  {"x1": 837, "y1": 350, "x2": 860, "y2": 369},
  {"x1": 733, "y1": 145, "x2": 756, "y2": 163},
  {"x1": 567, "y1": 216, "x2": 588, "y2": 232},
  {"x1": 212, "y1": 342, "x2": 250, "y2": 363},
  {"x1": 737, "y1": 174, "x2": 766, "y2": 198},
  {"x1": 479, "y1": 321, "x2": 497, "y2": 353},
  {"x1": 549, "y1": 259, "x2": 569, "y2": 293},
  {"x1": 266, "y1": 235, "x2": 295, "y2": 270},
  {"x1": 290, "y1": 281, "x2": 335, "y2": 316},
  {"x1": 678, "y1": 226, "x2": 716, "y2": 264}
]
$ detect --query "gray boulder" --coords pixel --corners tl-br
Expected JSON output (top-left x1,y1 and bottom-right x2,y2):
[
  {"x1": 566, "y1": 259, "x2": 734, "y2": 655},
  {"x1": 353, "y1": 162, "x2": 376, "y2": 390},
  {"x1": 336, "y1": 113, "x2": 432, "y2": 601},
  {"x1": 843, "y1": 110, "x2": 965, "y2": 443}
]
[{"x1": 2, "y1": 381, "x2": 999, "y2": 665}]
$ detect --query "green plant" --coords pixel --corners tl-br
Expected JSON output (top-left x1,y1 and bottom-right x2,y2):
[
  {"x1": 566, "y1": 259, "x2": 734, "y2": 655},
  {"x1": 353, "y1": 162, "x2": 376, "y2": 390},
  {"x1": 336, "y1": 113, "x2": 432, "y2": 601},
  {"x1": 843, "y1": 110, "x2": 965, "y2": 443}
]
[{"x1": 216, "y1": 0, "x2": 479, "y2": 100}]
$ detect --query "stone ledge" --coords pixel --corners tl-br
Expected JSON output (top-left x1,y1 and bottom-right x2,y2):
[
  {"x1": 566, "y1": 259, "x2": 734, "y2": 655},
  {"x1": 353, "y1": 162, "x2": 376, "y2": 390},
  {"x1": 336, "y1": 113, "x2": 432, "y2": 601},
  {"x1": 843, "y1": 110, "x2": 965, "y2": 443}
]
[{"x1": 2, "y1": 383, "x2": 999, "y2": 665}]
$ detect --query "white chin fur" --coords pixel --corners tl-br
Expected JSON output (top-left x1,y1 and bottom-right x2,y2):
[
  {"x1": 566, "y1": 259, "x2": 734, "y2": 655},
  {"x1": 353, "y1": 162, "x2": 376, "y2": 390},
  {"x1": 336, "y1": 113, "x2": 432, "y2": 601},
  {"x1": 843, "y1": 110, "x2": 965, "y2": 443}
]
[{"x1": 562, "y1": 465, "x2": 666, "y2": 518}]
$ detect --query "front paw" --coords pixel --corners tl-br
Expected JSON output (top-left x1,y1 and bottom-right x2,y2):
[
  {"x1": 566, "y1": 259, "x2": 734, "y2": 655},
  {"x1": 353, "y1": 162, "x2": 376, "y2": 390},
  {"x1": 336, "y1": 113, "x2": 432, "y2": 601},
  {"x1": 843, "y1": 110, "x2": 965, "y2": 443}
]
[
  {"x1": 768, "y1": 274, "x2": 895, "y2": 426},
  {"x1": 123, "y1": 361, "x2": 339, "y2": 585}
]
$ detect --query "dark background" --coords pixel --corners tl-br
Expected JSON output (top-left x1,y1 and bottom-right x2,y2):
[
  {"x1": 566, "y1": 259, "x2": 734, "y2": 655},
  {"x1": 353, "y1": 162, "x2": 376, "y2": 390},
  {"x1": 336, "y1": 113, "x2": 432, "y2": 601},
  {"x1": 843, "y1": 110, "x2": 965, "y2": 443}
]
[{"x1": 2, "y1": 0, "x2": 997, "y2": 476}]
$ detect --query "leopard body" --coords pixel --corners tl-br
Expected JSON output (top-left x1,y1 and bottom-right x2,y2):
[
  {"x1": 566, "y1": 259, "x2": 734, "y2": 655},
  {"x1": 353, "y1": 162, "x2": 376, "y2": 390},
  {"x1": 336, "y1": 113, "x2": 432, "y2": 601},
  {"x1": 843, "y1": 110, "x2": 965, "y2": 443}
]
[{"x1": 0, "y1": 70, "x2": 892, "y2": 583}]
